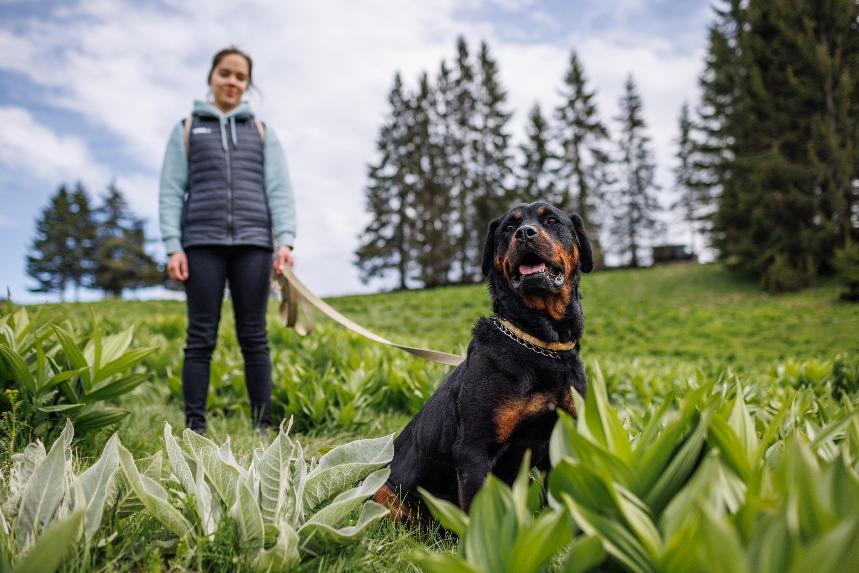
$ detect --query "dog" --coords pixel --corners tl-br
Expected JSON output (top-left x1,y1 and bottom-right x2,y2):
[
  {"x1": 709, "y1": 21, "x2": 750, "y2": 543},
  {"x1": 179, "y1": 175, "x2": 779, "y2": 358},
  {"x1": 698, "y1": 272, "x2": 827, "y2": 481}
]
[{"x1": 373, "y1": 201, "x2": 593, "y2": 520}]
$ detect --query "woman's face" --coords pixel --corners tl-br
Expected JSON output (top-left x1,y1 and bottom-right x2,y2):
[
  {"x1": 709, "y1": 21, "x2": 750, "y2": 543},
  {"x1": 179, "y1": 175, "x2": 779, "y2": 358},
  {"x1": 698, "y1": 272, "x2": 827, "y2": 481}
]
[{"x1": 209, "y1": 53, "x2": 250, "y2": 112}]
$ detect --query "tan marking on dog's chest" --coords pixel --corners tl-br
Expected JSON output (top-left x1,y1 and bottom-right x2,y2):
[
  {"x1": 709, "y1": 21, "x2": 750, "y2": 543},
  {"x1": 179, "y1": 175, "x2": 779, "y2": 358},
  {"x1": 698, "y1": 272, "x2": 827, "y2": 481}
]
[{"x1": 494, "y1": 393, "x2": 557, "y2": 442}]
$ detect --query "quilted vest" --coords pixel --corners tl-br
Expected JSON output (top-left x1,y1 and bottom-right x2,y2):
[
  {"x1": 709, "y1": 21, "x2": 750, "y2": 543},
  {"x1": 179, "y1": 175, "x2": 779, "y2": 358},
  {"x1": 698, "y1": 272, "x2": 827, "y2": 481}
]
[{"x1": 181, "y1": 113, "x2": 272, "y2": 249}]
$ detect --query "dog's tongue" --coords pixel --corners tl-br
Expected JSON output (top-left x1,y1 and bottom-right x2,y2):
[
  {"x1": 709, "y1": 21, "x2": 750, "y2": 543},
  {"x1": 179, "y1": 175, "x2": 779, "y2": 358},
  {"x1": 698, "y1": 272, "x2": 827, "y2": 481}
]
[{"x1": 519, "y1": 262, "x2": 546, "y2": 276}]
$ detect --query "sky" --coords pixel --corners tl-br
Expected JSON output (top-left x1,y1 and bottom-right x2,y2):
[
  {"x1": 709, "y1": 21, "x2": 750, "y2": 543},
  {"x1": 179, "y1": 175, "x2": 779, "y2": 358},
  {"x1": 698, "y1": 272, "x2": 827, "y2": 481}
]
[{"x1": 0, "y1": 0, "x2": 713, "y2": 303}]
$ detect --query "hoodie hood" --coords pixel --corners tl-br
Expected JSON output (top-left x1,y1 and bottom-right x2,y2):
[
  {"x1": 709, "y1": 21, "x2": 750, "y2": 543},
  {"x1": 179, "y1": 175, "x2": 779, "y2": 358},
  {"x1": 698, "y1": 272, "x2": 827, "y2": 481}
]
[{"x1": 191, "y1": 100, "x2": 255, "y2": 150}]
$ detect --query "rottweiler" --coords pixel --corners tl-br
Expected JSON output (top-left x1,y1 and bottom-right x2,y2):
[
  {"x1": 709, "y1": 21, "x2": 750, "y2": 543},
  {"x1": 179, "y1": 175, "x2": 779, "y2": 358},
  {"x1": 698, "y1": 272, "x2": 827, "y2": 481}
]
[{"x1": 373, "y1": 201, "x2": 593, "y2": 520}]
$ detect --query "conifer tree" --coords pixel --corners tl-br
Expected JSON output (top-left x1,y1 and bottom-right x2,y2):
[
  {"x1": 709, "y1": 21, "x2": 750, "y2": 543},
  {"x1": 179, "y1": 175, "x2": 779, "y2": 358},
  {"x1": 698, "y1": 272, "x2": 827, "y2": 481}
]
[
  {"x1": 470, "y1": 40, "x2": 513, "y2": 281},
  {"x1": 554, "y1": 50, "x2": 611, "y2": 243},
  {"x1": 450, "y1": 36, "x2": 478, "y2": 282},
  {"x1": 517, "y1": 103, "x2": 559, "y2": 205},
  {"x1": 68, "y1": 183, "x2": 98, "y2": 298},
  {"x1": 26, "y1": 185, "x2": 76, "y2": 300},
  {"x1": 611, "y1": 75, "x2": 660, "y2": 268},
  {"x1": 93, "y1": 183, "x2": 160, "y2": 297},
  {"x1": 672, "y1": 102, "x2": 708, "y2": 254},
  {"x1": 355, "y1": 73, "x2": 414, "y2": 289}
]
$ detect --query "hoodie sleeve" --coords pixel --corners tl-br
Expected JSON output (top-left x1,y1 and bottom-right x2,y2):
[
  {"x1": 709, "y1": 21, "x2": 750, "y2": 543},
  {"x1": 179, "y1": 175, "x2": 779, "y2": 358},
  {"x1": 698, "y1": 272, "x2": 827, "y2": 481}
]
[
  {"x1": 158, "y1": 121, "x2": 188, "y2": 255},
  {"x1": 263, "y1": 127, "x2": 297, "y2": 248}
]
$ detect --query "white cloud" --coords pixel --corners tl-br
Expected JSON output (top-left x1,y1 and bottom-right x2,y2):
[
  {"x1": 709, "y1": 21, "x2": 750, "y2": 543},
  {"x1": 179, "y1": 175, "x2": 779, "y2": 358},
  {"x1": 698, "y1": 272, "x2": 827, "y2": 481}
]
[
  {"x1": 1, "y1": 0, "x2": 711, "y2": 295},
  {"x1": 0, "y1": 106, "x2": 109, "y2": 186}
]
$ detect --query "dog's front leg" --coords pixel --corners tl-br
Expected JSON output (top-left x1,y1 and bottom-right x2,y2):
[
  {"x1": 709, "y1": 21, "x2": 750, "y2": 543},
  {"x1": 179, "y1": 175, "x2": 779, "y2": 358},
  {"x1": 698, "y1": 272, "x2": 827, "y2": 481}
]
[{"x1": 452, "y1": 442, "x2": 492, "y2": 511}]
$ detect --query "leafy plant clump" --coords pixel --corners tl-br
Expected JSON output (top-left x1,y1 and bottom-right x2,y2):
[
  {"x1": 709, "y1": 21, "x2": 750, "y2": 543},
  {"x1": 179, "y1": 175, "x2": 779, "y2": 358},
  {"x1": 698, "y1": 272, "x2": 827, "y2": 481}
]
[
  {"x1": 0, "y1": 418, "x2": 395, "y2": 572},
  {"x1": 415, "y1": 365, "x2": 859, "y2": 573},
  {"x1": 0, "y1": 301, "x2": 153, "y2": 449}
]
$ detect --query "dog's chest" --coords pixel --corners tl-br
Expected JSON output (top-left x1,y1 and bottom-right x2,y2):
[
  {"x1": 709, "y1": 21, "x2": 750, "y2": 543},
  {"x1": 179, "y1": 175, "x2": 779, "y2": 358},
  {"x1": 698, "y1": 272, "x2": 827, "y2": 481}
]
[{"x1": 493, "y1": 382, "x2": 576, "y2": 443}]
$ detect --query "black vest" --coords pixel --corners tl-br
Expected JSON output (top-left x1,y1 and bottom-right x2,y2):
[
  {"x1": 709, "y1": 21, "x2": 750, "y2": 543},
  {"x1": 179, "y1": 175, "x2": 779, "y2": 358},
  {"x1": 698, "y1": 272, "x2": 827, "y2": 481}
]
[{"x1": 181, "y1": 113, "x2": 272, "y2": 250}]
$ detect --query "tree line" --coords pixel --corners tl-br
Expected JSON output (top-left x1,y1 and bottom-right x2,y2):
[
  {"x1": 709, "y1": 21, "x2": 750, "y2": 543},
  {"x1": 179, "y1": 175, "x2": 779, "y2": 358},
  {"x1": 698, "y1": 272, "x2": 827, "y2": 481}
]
[
  {"x1": 355, "y1": 37, "x2": 665, "y2": 289},
  {"x1": 26, "y1": 182, "x2": 161, "y2": 300},
  {"x1": 357, "y1": 0, "x2": 858, "y2": 293}
]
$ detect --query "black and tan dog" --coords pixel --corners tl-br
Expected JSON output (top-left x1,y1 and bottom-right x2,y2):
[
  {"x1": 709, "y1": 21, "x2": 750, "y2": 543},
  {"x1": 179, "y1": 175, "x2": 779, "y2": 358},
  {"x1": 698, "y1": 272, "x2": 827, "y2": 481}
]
[{"x1": 374, "y1": 201, "x2": 593, "y2": 520}]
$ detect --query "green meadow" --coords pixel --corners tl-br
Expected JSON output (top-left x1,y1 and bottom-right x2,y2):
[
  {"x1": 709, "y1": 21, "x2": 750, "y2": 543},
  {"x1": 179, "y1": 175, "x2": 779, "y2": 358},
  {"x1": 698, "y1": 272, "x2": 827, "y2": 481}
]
[{"x1": 2, "y1": 263, "x2": 858, "y2": 572}]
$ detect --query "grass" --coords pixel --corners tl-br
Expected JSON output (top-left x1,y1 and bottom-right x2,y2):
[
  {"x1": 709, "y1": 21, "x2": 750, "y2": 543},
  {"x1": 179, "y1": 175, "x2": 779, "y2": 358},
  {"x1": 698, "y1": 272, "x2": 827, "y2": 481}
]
[{"x1": 4, "y1": 262, "x2": 858, "y2": 571}]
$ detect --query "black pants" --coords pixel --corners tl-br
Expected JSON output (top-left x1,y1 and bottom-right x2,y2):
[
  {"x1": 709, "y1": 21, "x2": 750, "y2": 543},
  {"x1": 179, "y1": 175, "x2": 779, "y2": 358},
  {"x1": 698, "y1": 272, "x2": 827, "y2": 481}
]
[{"x1": 183, "y1": 245, "x2": 272, "y2": 432}]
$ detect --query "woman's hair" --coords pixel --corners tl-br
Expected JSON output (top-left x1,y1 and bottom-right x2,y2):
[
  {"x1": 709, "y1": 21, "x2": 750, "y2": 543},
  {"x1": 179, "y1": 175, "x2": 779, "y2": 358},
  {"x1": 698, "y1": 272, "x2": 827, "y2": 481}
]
[{"x1": 207, "y1": 46, "x2": 253, "y2": 87}]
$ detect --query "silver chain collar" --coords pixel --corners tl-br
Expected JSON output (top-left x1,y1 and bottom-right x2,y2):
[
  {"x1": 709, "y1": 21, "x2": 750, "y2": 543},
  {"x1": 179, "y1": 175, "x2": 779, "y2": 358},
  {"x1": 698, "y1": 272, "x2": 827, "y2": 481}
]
[{"x1": 490, "y1": 316, "x2": 572, "y2": 360}]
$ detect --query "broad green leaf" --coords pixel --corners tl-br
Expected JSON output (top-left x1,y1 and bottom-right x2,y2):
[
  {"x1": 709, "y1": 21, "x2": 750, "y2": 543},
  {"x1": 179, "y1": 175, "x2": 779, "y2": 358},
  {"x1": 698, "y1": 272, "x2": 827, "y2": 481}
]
[
  {"x1": 183, "y1": 429, "x2": 242, "y2": 507},
  {"x1": 697, "y1": 506, "x2": 748, "y2": 573},
  {"x1": 83, "y1": 373, "x2": 147, "y2": 402},
  {"x1": 511, "y1": 451, "x2": 532, "y2": 527},
  {"x1": 91, "y1": 348, "x2": 153, "y2": 385},
  {"x1": 634, "y1": 407, "x2": 697, "y2": 495},
  {"x1": 14, "y1": 421, "x2": 72, "y2": 548},
  {"x1": 298, "y1": 501, "x2": 388, "y2": 555},
  {"x1": 419, "y1": 487, "x2": 469, "y2": 537},
  {"x1": 231, "y1": 478, "x2": 264, "y2": 552},
  {"x1": 35, "y1": 404, "x2": 84, "y2": 413},
  {"x1": 163, "y1": 423, "x2": 195, "y2": 493},
  {"x1": 11, "y1": 509, "x2": 83, "y2": 573},
  {"x1": 728, "y1": 384, "x2": 758, "y2": 463},
  {"x1": 77, "y1": 434, "x2": 120, "y2": 538},
  {"x1": 51, "y1": 326, "x2": 90, "y2": 386},
  {"x1": 117, "y1": 443, "x2": 192, "y2": 538},
  {"x1": 582, "y1": 364, "x2": 633, "y2": 463},
  {"x1": 616, "y1": 486, "x2": 663, "y2": 557},
  {"x1": 708, "y1": 414, "x2": 752, "y2": 481},
  {"x1": 508, "y1": 509, "x2": 573, "y2": 573},
  {"x1": 0, "y1": 344, "x2": 36, "y2": 395},
  {"x1": 255, "y1": 520, "x2": 300, "y2": 571},
  {"x1": 563, "y1": 494, "x2": 654, "y2": 573},
  {"x1": 302, "y1": 434, "x2": 393, "y2": 512},
  {"x1": 258, "y1": 421, "x2": 295, "y2": 526},
  {"x1": 301, "y1": 468, "x2": 389, "y2": 531},
  {"x1": 74, "y1": 408, "x2": 128, "y2": 433},
  {"x1": 788, "y1": 517, "x2": 859, "y2": 573},
  {"x1": 644, "y1": 411, "x2": 710, "y2": 517},
  {"x1": 561, "y1": 535, "x2": 606, "y2": 573},
  {"x1": 463, "y1": 476, "x2": 516, "y2": 572},
  {"x1": 84, "y1": 327, "x2": 133, "y2": 370},
  {"x1": 549, "y1": 460, "x2": 617, "y2": 515},
  {"x1": 406, "y1": 550, "x2": 480, "y2": 573}
]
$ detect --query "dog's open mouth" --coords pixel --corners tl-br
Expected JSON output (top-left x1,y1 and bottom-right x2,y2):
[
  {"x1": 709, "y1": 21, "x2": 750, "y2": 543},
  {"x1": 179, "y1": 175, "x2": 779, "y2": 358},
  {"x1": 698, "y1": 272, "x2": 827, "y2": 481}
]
[{"x1": 511, "y1": 252, "x2": 565, "y2": 288}]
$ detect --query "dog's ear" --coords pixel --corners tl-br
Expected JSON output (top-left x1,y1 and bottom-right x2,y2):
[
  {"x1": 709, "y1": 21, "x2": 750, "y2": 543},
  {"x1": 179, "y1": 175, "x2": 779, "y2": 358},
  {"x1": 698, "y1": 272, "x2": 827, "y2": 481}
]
[
  {"x1": 569, "y1": 213, "x2": 594, "y2": 273},
  {"x1": 481, "y1": 217, "x2": 501, "y2": 277}
]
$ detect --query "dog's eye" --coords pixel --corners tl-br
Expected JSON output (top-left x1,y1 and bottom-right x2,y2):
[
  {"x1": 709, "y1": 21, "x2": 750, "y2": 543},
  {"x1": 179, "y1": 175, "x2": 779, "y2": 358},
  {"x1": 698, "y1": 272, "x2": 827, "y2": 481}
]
[
  {"x1": 504, "y1": 224, "x2": 515, "y2": 233},
  {"x1": 547, "y1": 217, "x2": 558, "y2": 225}
]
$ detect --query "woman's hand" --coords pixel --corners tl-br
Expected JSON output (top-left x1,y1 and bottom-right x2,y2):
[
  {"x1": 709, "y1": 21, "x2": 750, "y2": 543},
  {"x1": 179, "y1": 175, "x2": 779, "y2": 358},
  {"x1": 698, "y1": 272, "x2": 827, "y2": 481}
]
[
  {"x1": 167, "y1": 252, "x2": 189, "y2": 282},
  {"x1": 273, "y1": 245, "x2": 294, "y2": 274}
]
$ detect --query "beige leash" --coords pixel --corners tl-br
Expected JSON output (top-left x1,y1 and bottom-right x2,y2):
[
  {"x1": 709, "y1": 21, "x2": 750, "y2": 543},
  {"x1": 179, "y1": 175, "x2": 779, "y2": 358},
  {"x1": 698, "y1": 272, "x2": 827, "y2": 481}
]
[{"x1": 275, "y1": 267, "x2": 465, "y2": 367}]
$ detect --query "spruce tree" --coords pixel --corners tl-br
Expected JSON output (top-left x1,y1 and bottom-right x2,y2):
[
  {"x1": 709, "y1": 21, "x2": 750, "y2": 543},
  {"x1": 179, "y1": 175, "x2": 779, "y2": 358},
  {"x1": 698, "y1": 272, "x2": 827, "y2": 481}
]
[
  {"x1": 93, "y1": 183, "x2": 160, "y2": 297},
  {"x1": 672, "y1": 102, "x2": 708, "y2": 255},
  {"x1": 517, "y1": 103, "x2": 559, "y2": 205},
  {"x1": 355, "y1": 73, "x2": 414, "y2": 289},
  {"x1": 68, "y1": 183, "x2": 98, "y2": 298},
  {"x1": 470, "y1": 40, "x2": 513, "y2": 282},
  {"x1": 406, "y1": 73, "x2": 453, "y2": 287},
  {"x1": 611, "y1": 75, "x2": 660, "y2": 268},
  {"x1": 554, "y1": 50, "x2": 611, "y2": 246},
  {"x1": 450, "y1": 36, "x2": 478, "y2": 283},
  {"x1": 26, "y1": 185, "x2": 76, "y2": 300}
]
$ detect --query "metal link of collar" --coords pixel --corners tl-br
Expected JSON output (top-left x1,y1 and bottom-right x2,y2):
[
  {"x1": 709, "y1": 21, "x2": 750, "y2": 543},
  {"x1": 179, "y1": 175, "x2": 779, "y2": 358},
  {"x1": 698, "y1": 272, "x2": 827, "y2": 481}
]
[{"x1": 490, "y1": 316, "x2": 573, "y2": 360}]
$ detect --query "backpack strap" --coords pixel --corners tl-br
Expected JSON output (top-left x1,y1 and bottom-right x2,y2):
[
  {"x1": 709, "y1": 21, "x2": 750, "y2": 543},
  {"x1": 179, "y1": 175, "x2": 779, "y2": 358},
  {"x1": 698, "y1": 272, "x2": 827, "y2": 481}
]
[
  {"x1": 183, "y1": 116, "x2": 192, "y2": 159},
  {"x1": 255, "y1": 119, "x2": 266, "y2": 142}
]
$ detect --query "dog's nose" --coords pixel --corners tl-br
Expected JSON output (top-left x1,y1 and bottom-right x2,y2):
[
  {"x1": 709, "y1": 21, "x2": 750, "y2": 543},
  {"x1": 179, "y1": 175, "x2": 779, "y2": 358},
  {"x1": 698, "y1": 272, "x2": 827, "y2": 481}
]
[{"x1": 514, "y1": 225, "x2": 538, "y2": 242}]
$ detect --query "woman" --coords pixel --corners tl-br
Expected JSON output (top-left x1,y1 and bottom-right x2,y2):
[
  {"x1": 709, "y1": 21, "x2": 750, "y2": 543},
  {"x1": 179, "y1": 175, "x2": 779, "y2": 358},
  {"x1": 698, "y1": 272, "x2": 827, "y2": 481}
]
[{"x1": 159, "y1": 47, "x2": 296, "y2": 435}]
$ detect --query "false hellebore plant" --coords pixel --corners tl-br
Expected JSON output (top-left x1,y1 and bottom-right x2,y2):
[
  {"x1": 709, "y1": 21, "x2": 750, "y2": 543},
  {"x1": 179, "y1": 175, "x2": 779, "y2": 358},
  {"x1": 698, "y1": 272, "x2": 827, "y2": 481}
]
[{"x1": 0, "y1": 419, "x2": 393, "y2": 573}]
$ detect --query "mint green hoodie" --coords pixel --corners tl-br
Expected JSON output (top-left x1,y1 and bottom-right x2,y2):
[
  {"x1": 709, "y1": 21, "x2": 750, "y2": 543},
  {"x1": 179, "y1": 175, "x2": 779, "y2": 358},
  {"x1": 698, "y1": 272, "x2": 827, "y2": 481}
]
[{"x1": 158, "y1": 100, "x2": 296, "y2": 254}]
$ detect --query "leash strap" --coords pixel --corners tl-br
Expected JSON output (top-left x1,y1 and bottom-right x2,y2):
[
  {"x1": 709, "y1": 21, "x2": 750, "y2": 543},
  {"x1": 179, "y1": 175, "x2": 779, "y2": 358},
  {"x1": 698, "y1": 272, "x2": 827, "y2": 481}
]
[{"x1": 275, "y1": 267, "x2": 465, "y2": 366}]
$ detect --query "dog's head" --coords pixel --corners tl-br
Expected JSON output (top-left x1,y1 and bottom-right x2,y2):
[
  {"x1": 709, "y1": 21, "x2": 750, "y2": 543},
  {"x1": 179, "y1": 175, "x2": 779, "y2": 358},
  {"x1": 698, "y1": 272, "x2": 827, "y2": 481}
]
[{"x1": 482, "y1": 201, "x2": 593, "y2": 322}]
